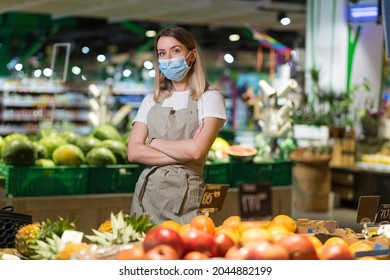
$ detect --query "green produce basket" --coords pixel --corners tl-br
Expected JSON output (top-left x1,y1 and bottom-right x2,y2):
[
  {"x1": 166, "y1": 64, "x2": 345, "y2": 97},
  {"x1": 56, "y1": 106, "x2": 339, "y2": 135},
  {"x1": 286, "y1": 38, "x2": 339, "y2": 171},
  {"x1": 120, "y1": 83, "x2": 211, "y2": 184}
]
[
  {"x1": 0, "y1": 164, "x2": 89, "y2": 197},
  {"x1": 271, "y1": 159, "x2": 293, "y2": 186},
  {"x1": 204, "y1": 162, "x2": 231, "y2": 185},
  {"x1": 231, "y1": 161, "x2": 273, "y2": 187},
  {"x1": 88, "y1": 164, "x2": 144, "y2": 194}
]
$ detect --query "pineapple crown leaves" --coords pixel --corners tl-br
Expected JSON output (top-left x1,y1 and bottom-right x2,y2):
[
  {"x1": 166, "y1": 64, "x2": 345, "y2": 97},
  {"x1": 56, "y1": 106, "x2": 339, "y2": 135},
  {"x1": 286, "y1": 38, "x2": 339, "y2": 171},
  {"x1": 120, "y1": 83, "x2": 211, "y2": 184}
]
[
  {"x1": 126, "y1": 212, "x2": 156, "y2": 234},
  {"x1": 37, "y1": 216, "x2": 77, "y2": 240},
  {"x1": 29, "y1": 233, "x2": 62, "y2": 260},
  {"x1": 85, "y1": 211, "x2": 150, "y2": 245}
]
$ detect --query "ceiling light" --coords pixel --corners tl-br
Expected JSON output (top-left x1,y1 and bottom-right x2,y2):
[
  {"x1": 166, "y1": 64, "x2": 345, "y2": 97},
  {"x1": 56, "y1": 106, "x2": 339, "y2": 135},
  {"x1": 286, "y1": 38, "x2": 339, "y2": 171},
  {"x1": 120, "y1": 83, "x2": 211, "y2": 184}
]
[
  {"x1": 145, "y1": 30, "x2": 156, "y2": 37},
  {"x1": 229, "y1": 34, "x2": 240, "y2": 42},
  {"x1": 278, "y1": 12, "x2": 291, "y2": 26}
]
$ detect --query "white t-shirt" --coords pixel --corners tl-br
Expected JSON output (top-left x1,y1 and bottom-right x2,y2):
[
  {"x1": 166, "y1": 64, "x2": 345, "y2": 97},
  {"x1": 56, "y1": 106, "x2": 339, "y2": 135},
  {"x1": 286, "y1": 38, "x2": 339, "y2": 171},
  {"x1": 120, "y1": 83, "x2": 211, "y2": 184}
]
[{"x1": 133, "y1": 90, "x2": 227, "y2": 126}]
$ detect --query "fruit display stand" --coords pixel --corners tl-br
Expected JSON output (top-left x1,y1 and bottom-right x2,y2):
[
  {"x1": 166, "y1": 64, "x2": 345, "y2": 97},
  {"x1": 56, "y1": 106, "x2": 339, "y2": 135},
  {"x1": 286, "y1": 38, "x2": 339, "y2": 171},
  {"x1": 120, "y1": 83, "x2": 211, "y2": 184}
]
[{"x1": 0, "y1": 160, "x2": 293, "y2": 234}]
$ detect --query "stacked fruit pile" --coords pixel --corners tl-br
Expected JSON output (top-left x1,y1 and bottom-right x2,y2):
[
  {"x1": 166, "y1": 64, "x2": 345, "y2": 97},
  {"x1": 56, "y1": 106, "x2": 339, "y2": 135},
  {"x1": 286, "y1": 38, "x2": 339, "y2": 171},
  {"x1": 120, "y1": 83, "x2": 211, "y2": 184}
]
[
  {"x1": 0, "y1": 125, "x2": 129, "y2": 167},
  {"x1": 2, "y1": 212, "x2": 385, "y2": 260}
]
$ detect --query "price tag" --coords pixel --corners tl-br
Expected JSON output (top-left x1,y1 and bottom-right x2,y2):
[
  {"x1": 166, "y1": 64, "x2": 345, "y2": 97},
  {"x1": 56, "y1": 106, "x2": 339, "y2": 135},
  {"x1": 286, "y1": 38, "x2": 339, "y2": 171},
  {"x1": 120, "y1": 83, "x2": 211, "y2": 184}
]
[
  {"x1": 375, "y1": 204, "x2": 390, "y2": 224},
  {"x1": 238, "y1": 183, "x2": 272, "y2": 220},
  {"x1": 356, "y1": 196, "x2": 380, "y2": 224},
  {"x1": 199, "y1": 184, "x2": 228, "y2": 213}
]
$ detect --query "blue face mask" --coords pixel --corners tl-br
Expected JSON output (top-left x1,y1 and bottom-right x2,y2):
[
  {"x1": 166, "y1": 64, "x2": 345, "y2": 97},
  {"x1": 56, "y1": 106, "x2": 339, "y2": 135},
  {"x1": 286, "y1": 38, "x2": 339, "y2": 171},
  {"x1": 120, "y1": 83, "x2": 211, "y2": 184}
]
[{"x1": 158, "y1": 52, "x2": 193, "y2": 81}]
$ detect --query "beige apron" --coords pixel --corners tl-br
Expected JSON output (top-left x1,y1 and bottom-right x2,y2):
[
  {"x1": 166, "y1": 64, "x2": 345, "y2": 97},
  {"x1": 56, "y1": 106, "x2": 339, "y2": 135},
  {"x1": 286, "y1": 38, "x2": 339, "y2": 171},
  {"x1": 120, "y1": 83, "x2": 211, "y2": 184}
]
[{"x1": 130, "y1": 97, "x2": 205, "y2": 225}]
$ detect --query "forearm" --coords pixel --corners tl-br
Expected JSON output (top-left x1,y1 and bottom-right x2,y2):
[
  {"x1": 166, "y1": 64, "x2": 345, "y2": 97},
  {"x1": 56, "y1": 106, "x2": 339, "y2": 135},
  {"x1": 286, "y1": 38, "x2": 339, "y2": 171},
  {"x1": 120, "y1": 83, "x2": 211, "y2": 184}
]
[
  {"x1": 127, "y1": 142, "x2": 182, "y2": 165},
  {"x1": 149, "y1": 138, "x2": 201, "y2": 161},
  {"x1": 149, "y1": 117, "x2": 224, "y2": 162}
]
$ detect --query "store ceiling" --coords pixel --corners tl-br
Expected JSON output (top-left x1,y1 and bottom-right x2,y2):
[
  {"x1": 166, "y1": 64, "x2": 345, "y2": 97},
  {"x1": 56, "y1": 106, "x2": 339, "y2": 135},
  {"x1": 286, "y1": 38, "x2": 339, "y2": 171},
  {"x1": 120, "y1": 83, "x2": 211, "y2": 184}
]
[{"x1": 0, "y1": 0, "x2": 307, "y2": 65}]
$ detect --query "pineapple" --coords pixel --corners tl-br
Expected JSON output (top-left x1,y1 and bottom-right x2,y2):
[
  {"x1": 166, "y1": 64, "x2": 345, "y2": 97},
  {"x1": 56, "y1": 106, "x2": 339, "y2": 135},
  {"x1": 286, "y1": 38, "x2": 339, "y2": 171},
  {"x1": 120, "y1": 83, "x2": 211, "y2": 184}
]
[
  {"x1": 98, "y1": 220, "x2": 112, "y2": 233},
  {"x1": 14, "y1": 217, "x2": 76, "y2": 259},
  {"x1": 57, "y1": 242, "x2": 91, "y2": 260},
  {"x1": 29, "y1": 234, "x2": 62, "y2": 260},
  {"x1": 14, "y1": 223, "x2": 41, "y2": 258},
  {"x1": 86, "y1": 211, "x2": 155, "y2": 246}
]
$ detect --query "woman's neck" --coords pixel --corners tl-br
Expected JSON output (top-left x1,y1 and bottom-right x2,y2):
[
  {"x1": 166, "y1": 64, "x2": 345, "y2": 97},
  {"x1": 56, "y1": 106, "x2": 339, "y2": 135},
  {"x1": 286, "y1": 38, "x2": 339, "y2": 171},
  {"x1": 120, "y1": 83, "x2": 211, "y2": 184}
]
[{"x1": 172, "y1": 81, "x2": 189, "y2": 92}]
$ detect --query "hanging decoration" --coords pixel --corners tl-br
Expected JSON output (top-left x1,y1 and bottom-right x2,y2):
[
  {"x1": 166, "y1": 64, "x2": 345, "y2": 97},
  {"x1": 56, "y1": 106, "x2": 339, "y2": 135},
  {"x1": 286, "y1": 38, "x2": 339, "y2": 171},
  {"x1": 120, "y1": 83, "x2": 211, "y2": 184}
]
[{"x1": 248, "y1": 26, "x2": 291, "y2": 78}]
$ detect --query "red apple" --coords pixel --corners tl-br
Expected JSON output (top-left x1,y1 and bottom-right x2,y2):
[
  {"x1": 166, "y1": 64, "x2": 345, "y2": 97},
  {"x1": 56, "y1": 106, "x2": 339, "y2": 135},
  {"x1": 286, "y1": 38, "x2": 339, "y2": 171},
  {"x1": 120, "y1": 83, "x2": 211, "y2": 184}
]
[
  {"x1": 213, "y1": 232, "x2": 235, "y2": 258},
  {"x1": 181, "y1": 228, "x2": 217, "y2": 257},
  {"x1": 224, "y1": 244, "x2": 250, "y2": 260},
  {"x1": 318, "y1": 244, "x2": 354, "y2": 260},
  {"x1": 182, "y1": 251, "x2": 210, "y2": 260},
  {"x1": 245, "y1": 241, "x2": 289, "y2": 260},
  {"x1": 116, "y1": 246, "x2": 145, "y2": 260},
  {"x1": 279, "y1": 234, "x2": 318, "y2": 260},
  {"x1": 143, "y1": 226, "x2": 184, "y2": 257},
  {"x1": 144, "y1": 244, "x2": 179, "y2": 260}
]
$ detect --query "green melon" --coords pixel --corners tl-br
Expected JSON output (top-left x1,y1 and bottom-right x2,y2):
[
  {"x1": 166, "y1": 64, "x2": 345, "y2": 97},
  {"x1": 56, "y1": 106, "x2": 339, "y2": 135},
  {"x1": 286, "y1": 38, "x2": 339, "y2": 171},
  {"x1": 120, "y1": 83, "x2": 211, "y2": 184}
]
[
  {"x1": 76, "y1": 136, "x2": 102, "y2": 155},
  {"x1": 3, "y1": 133, "x2": 29, "y2": 143},
  {"x1": 52, "y1": 144, "x2": 85, "y2": 166},
  {"x1": 98, "y1": 139, "x2": 127, "y2": 164},
  {"x1": 59, "y1": 131, "x2": 79, "y2": 145},
  {"x1": 33, "y1": 142, "x2": 49, "y2": 159},
  {"x1": 86, "y1": 147, "x2": 117, "y2": 166},
  {"x1": 39, "y1": 136, "x2": 67, "y2": 158},
  {"x1": 92, "y1": 125, "x2": 123, "y2": 141},
  {"x1": 35, "y1": 158, "x2": 56, "y2": 167},
  {"x1": 1, "y1": 138, "x2": 37, "y2": 166},
  {"x1": 0, "y1": 136, "x2": 3, "y2": 156}
]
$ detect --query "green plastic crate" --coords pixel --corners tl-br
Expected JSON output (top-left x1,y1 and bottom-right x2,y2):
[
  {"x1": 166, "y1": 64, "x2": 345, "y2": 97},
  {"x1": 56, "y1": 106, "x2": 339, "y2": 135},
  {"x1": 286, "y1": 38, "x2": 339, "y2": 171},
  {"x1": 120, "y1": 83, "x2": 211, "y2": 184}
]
[
  {"x1": 272, "y1": 160, "x2": 293, "y2": 186},
  {"x1": 88, "y1": 164, "x2": 144, "y2": 194},
  {"x1": 0, "y1": 165, "x2": 89, "y2": 197},
  {"x1": 231, "y1": 161, "x2": 273, "y2": 187},
  {"x1": 204, "y1": 162, "x2": 231, "y2": 185}
]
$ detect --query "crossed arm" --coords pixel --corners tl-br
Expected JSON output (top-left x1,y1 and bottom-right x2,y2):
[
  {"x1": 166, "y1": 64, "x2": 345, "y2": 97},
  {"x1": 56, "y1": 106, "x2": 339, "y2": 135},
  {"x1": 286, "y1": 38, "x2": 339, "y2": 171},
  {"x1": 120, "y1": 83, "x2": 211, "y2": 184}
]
[{"x1": 127, "y1": 117, "x2": 224, "y2": 166}]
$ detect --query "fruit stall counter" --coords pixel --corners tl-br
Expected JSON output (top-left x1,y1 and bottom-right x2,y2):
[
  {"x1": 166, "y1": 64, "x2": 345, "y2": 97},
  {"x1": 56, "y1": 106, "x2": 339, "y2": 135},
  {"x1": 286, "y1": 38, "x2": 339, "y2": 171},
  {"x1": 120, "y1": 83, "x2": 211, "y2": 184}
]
[
  {"x1": 0, "y1": 187, "x2": 291, "y2": 235},
  {"x1": 0, "y1": 160, "x2": 293, "y2": 234}
]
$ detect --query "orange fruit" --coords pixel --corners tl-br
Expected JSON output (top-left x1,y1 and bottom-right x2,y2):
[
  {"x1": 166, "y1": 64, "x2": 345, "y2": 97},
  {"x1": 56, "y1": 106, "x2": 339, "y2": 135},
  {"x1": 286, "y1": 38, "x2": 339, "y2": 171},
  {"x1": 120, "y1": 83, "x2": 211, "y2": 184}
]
[
  {"x1": 214, "y1": 226, "x2": 239, "y2": 244},
  {"x1": 348, "y1": 241, "x2": 373, "y2": 256},
  {"x1": 271, "y1": 214, "x2": 297, "y2": 233},
  {"x1": 267, "y1": 224, "x2": 290, "y2": 236},
  {"x1": 237, "y1": 220, "x2": 271, "y2": 235},
  {"x1": 240, "y1": 228, "x2": 273, "y2": 244},
  {"x1": 222, "y1": 215, "x2": 241, "y2": 230},
  {"x1": 160, "y1": 220, "x2": 181, "y2": 233},
  {"x1": 323, "y1": 237, "x2": 349, "y2": 248},
  {"x1": 180, "y1": 223, "x2": 191, "y2": 235},
  {"x1": 306, "y1": 235, "x2": 323, "y2": 249},
  {"x1": 190, "y1": 215, "x2": 215, "y2": 234}
]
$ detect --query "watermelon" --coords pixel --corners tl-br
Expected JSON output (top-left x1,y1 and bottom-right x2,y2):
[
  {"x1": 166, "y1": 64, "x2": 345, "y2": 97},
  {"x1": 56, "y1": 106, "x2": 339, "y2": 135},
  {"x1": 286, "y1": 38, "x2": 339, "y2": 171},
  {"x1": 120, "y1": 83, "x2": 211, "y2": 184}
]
[
  {"x1": 39, "y1": 136, "x2": 67, "y2": 158},
  {"x1": 76, "y1": 136, "x2": 101, "y2": 155},
  {"x1": 1, "y1": 138, "x2": 37, "y2": 166},
  {"x1": 59, "y1": 131, "x2": 79, "y2": 145},
  {"x1": 98, "y1": 139, "x2": 127, "y2": 164},
  {"x1": 33, "y1": 142, "x2": 49, "y2": 159},
  {"x1": 34, "y1": 158, "x2": 56, "y2": 167},
  {"x1": 225, "y1": 145, "x2": 257, "y2": 162},
  {"x1": 86, "y1": 147, "x2": 117, "y2": 166},
  {"x1": 3, "y1": 133, "x2": 29, "y2": 143},
  {"x1": 52, "y1": 144, "x2": 85, "y2": 166},
  {"x1": 92, "y1": 125, "x2": 123, "y2": 141}
]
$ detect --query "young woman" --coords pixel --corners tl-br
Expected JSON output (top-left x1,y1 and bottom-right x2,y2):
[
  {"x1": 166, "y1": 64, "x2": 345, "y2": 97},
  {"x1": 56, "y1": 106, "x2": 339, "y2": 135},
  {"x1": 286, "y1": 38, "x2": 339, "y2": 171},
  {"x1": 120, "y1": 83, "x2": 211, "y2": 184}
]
[{"x1": 128, "y1": 26, "x2": 226, "y2": 224}]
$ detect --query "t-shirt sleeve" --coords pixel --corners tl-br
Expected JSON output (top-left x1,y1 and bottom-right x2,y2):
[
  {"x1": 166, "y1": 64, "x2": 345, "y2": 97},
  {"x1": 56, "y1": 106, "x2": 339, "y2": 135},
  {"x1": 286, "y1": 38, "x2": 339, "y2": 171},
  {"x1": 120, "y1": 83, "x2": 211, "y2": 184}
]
[
  {"x1": 132, "y1": 94, "x2": 155, "y2": 125},
  {"x1": 200, "y1": 90, "x2": 227, "y2": 122}
]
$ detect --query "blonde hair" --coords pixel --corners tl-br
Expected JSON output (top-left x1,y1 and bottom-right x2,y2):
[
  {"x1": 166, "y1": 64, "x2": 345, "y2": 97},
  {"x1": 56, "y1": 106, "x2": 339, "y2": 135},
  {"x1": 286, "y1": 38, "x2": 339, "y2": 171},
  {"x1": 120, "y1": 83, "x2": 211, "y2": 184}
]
[{"x1": 153, "y1": 26, "x2": 212, "y2": 102}]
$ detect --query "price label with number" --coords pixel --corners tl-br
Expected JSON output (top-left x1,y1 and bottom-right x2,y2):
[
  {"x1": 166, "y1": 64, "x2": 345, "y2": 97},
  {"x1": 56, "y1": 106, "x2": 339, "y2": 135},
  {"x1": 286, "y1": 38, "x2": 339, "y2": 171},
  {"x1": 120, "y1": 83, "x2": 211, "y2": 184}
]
[
  {"x1": 238, "y1": 183, "x2": 272, "y2": 220},
  {"x1": 199, "y1": 184, "x2": 229, "y2": 213},
  {"x1": 375, "y1": 204, "x2": 390, "y2": 224}
]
